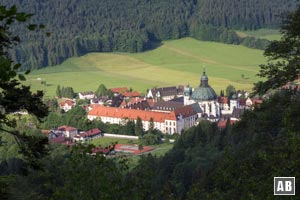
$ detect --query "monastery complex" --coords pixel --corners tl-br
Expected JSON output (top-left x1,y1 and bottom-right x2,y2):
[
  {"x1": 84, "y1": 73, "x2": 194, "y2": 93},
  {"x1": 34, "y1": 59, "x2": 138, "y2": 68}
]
[{"x1": 86, "y1": 69, "x2": 262, "y2": 134}]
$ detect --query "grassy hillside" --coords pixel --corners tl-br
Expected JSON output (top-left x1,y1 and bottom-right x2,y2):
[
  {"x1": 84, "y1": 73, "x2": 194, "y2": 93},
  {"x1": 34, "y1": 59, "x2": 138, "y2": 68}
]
[
  {"x1": 25, "y1": 38, "x2": 266, "y2": 97},
  {"x1": 236, "y1": 28, "x2": 282, "y2": 41}
]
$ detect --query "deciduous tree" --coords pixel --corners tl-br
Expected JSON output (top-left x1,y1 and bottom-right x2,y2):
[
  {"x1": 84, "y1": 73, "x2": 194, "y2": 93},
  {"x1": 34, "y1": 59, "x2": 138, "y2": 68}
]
[
  {"x1": 254, "y1": 6, "x2": 300, "y2": 94},
  {"x1": 0, "y1": 5, "x2": 49, "y2": 170},
  {"x1": 225, "y1": 84, "x2": 235, "y2": 98}
]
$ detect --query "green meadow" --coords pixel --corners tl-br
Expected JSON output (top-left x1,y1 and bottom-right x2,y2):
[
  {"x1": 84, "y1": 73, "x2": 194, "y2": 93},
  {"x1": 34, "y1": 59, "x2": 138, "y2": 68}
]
[
  {"x1": 90, "y1": 137, "x2": 173, "y2": 167},
  {"x1": 236, "y1": 28, "x2": 281, "y2": 41},
  {"x1": 90, "y1": 137, "x2": 173, "y2": 157},
  {"x1": 91, "y1": 137, "x2": 138, "y2": 147},
  {"x1": 25, "y1": 37, "x2": 267, "y2": 97}
]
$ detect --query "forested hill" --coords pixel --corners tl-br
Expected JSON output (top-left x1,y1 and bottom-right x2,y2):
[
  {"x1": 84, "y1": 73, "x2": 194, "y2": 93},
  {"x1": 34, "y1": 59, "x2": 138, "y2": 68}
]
[{"x1": 2, "y1": 0, "x2": 298, "y2": 70}]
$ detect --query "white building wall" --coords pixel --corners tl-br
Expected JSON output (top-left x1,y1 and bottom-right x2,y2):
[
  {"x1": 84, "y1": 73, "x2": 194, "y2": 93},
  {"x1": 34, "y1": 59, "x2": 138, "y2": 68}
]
[
  {"x1": 62, "y1": 104, "x2": 72, "y2": 112},
  {"x1": 64, "y1": 130, "x2": 78, "y2": 138},
  {"x1": 184, "y1": 98, "x2": 196, "y2": 106},
  {"x1": 230, "y1": 99, "x2": 238, "y2": 111},
  {"x1": 87, "y1": 113, "x2": 197, "y2": 135},
  {"x1": 222, "y1": 103, "x2": 230, "y2": 111},
  {"x1": 79, "y1": 93, "x2": 95, "y2": 100},
  {"x1": 246, "y1": 97, "x2": 252, "y2": 108},
  {"x1": 146, "y1": 90, "x2": 154, "y2": 98}
]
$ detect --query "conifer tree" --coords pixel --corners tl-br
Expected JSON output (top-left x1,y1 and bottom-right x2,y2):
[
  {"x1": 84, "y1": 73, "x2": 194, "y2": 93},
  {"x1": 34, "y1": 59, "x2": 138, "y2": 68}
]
[
  {"x1": 56, "y1": 85, "x2": 61, "y2": 98},
  {"x1": 135, "y1": 117, "x2": 144, "y2": 137}
]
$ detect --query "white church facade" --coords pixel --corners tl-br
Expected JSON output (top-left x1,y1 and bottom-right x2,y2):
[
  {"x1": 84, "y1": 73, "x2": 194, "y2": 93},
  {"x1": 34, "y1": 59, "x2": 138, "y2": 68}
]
[{"x1": 183, "y1": 70, "x2": 220, "y2": 121}]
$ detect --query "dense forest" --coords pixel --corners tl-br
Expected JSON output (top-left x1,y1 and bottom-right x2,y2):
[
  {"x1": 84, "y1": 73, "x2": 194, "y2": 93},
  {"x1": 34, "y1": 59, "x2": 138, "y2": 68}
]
[
  {"x1": 2, "y1": 0, "x2": 298, "y2": 70},
  {"x1": 1, "y1": 3, "x2": 300, "y2": 200},
  {"x1": 2, "y1": 91, "x2": 300, "y2": 199}
]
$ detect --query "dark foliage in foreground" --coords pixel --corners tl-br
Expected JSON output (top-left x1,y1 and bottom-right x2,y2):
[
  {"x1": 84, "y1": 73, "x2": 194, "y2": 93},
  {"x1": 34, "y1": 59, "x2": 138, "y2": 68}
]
[{"x1": 3, "y1": 91, "x2": 300, "y2": 199}]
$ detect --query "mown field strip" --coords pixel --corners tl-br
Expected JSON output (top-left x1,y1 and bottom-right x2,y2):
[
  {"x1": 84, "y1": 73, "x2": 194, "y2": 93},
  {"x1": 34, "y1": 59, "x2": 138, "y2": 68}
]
[{"x1": 26, "y1": 38, "x2": 266, "y2": 97}]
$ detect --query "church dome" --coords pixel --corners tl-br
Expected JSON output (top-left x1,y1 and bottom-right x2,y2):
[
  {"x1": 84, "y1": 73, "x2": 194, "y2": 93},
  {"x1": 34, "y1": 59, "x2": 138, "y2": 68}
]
[
  {"x1": 191, "y1": 87, "x2": 217, "y2": 101},
  {"x1": 191, "y1": 70, "x2": 217, "y2": 101}
]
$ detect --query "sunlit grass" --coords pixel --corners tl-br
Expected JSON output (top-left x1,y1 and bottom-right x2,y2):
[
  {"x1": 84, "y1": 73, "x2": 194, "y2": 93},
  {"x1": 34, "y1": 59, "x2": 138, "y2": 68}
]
[
  {"x1": 25, "y1": 37, "x2": 266, "y2": 97},
  {"x1": 90, "y1": 136, "x2": 174, "y2": 167},
  {"x1": 236, "y1": 28, "x2": 281, "y2": 41}
]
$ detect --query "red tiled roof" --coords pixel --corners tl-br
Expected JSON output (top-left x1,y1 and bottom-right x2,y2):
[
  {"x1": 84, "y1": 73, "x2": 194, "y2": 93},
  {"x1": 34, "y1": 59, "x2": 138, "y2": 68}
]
[
  {"x1": 57, "y1": 125, "x2": 78, "y2": 132},
  {"x1": 60, "y1": 100, "x2": 74, "y2": 106},
  {"x1": 88, "y1": 106, "x2": 177, "y2": 122},
  {"x1": 174, "y1": 105, "x2": 197, "y2": 118},
  {"x1": 122, "y1": 91, "x2": 140, "y2": 97},
  {"x1": 110, "y1": 87, "x2": 129, "y2": 94},
  {"x1": 80, "y1": 128, "x2": 102, "y2": 137}
]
